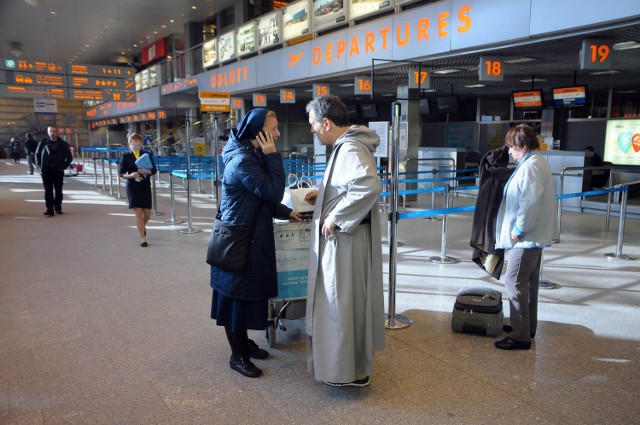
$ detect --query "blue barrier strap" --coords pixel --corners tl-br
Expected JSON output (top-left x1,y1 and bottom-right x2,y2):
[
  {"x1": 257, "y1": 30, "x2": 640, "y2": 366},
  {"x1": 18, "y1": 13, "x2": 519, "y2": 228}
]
[
  {"x1": 399, "y1": 204, "x2": 476, "y2": 220},
  {"x1": 555, "y1": 186, "x2": 627, "y2": 200}
]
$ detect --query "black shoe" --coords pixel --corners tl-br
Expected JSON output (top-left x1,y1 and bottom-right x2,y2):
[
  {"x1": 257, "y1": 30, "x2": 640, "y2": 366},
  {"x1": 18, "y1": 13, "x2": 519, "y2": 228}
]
[
  {"x1": 55, "y1": 210, "x2": 63, "y2": 215},
  {"x1": 246, "y1": 339, "x2": 269, "y2": 359},
  {"x1": 495, "y1": 337, "x2": 531, "y2": 350},
  {"x1": 324, "y1": 376, "x2": 370, "y2": 387},
  {"x1": 503, "y1": 324, "x2": 535, "y2": 338},
  {"x1": 43, "y1": 210, "x2": 54, "y2": 216},
  {"x1": 229, "y1": 355, "x2": 262, "y2": 378},
  {"x1": 140, "y1": 242, "x2": 148, "y2": 247}
]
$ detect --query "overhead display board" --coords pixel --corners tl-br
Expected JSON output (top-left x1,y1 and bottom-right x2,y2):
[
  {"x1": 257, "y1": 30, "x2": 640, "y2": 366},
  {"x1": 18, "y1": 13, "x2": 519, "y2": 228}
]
[{"x1": 0, "y1": 58, "x2": 134, "y2": 101}]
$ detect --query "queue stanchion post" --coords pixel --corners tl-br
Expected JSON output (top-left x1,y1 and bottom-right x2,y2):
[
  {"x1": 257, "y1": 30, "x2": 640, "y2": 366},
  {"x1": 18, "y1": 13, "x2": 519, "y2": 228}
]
[
  {"x1": 429, "y1": 184, "x2": 460, "y2": 264},
  {"x1": 92, "y1": 157, "x2": 98, "y2": 189},
  {"x1": 180, "y1": 119, "x2": 202, "y2": 235},
  {"x1": 385, "y1": 101, "x2": 412, "y2": 330},
  {"x1": 151, "y1": 175, "x2": 164, "y2": 217},
  {"x1": 101, "y1": 157, "x2": 107, "y2": 192},
  {"x1": 426, "y1": 168, "x2": 441, "y2": 221},
  {"x1": 604, "y1": 185, "x2": 635, "y2": 261},
  {"x1": 116, "y1": 166, "x2": 122, "y2": 199},
  {"x1": 164, "y1": 172, "x2": 184, "y2": 225}
]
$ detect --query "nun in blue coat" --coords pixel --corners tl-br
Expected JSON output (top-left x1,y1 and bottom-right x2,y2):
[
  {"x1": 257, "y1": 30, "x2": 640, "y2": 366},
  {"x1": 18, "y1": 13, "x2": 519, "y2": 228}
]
[{"x1": 210, "y1": 108, "x2": 301, "y2": 378}]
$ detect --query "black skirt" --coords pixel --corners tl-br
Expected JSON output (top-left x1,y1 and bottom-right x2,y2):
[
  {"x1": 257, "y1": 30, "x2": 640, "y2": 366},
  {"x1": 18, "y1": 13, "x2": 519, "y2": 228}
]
[
  {"x1": 126, "y1": 184, "x2": 152, "y2": 209},
  {"x1": 210, "y1": 289, "x2": 268, "y2": 332}
]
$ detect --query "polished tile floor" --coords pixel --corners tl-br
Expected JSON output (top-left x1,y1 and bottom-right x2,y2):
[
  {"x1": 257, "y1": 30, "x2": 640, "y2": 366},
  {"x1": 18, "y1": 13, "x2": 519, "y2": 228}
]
[{"x1": 1, "y1": 159, "x2": 639, "y2": 425}]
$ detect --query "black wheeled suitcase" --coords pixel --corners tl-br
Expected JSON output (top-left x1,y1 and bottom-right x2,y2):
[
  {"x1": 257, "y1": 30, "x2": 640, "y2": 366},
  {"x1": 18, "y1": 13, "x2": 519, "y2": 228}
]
[{"x1": 452, "y1": 287, "x2": 503, "y2": 336}]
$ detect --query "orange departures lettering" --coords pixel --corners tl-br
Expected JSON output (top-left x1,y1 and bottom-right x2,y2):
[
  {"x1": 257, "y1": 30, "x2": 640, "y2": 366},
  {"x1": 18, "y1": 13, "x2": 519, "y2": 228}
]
[
  {"x1": 457, "y1": 5, "x2": 472, "y2": 32},
  {"x1": 438, "y1": 11, "x2": 450, "y2": 38}
]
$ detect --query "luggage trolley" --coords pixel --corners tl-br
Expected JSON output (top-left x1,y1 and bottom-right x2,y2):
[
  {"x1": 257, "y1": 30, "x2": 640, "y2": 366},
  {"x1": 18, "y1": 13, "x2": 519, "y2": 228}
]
[{"x1": 266, "y1": 220, "x2": 312, "y2": 347}]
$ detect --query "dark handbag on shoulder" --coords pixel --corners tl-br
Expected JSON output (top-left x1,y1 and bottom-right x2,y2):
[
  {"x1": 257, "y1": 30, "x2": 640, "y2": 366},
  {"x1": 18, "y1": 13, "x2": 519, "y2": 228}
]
[{"x1": 206, "y1": 211, "x2": 255, "y2": 273}]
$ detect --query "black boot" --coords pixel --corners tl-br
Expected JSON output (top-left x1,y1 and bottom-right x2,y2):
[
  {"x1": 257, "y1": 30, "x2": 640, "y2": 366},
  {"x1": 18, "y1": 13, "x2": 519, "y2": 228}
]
[{"x1": 225, "y1": 327, "x2": 262, "y2": 378}]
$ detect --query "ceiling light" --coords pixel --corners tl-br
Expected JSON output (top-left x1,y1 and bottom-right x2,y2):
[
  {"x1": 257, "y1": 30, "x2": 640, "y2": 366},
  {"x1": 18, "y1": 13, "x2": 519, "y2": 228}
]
[
  {"x1": 170, "y1": 19, "x2": 175, "y2": 23},
  {"x1": 433, "y1": 69, "x2": 460, "y2": 74},
  {"x1": 617, "y1": 90, "x2": 637, "y2": 94},
  {"x1": 162, "y1": 25, "x2": 166, "y2": 29},
  {"x1": 192, "y1": 6, "x2": 197, "y2": 10},
  {"x1": 519, "y1": 78, "x2": 547, "y2": 83},
  {"x1": 339, "y1": 83, "x2": 354, "y2": 87},
  {"x1": 464, "y1": 84, "x2": 485, "y2": 88},
  {"x1": 504, "y1": 57, "x2": 537, "y2": 64},
  {"x1": 49, "y1": 11, "x2": 56, "y2": 15},
  {"x1": 133, "y1": 44, "x2": 137, "y2": 47},
  {"x1": 85, "y1": 44, "x2": 90, "y2": 47},
  {"x1": 589, "y1": 70, "x2": 620, "y2": 75},
  {"x1": 613, "y1": 41, "x2": 640, "y2": 51},
  {"x1": 153, "y1": 31, "x2": 158, "y2": 34}
]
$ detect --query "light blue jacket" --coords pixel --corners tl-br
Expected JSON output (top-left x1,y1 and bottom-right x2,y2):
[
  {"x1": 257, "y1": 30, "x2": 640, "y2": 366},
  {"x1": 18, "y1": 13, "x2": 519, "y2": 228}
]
[{"x1": 495, "y1": 151, "x2": 556, "y2": 249}]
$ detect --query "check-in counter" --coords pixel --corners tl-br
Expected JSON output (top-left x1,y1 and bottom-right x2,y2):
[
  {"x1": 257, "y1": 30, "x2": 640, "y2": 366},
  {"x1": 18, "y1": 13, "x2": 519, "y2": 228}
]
[{"x1": 538, "y1": 150, "x2": 588, "y2": 211}]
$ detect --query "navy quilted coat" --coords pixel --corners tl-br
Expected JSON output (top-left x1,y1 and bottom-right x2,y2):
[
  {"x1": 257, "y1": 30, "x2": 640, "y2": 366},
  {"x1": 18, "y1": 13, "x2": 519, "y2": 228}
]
[{"x1": 209, "y1": 110, "x2": 291, "y2": 301}]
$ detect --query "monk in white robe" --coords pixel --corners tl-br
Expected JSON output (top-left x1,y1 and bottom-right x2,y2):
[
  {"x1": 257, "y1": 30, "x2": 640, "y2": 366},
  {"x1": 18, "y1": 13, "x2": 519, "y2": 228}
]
[{"x1": 304, "y1": 95, "x2": 385, "y2": 387}]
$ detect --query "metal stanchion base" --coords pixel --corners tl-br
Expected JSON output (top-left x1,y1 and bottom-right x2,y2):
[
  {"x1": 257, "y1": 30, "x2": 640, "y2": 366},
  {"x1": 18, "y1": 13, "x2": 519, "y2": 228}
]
[
  {"x1": 539, "y1": 279, "x2": 557, "y2": 289},
  {"x1": 382, "y1": 241, "x2": 404, "y2": 247},
  {"x1": 180, "y1": 228, "x2": 202, "y2": 234},
  {"x1": 428, "y1": 256, "x2": 461, "y2": 264},
  {"x1": 604, "y1": 253, "x2": 636, "y2": 261},
  {"x1": 385, "y1": 313, "x2": 412, "y2": 329},
  {"x1": 152, "y1": 211, "x2": 165, "y2": 216},
  {"x1": 552, "y1": 238, "x2": 560, "y2": 243},
  {"x1": 424, "y1": 217, "x2": 441, "y2": 222},
  {"x1": 164, "y1": 219, "x2": 185, "y2": 225}
]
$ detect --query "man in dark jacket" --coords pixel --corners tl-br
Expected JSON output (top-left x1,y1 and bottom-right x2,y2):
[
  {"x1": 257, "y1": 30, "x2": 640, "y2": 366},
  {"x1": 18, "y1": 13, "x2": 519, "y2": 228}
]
[
  {"x1": 24, "y1": 133, "x2": 39, "y2": 175},
  {"x1": 35, "y1": 126, "x2": 73, "y2": 216}
]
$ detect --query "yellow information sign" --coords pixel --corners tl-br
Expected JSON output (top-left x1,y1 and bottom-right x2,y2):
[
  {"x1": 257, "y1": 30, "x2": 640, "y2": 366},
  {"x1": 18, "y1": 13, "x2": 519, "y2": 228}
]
[{"x1": 199, "y1": 91, "x2": 230, "y2": 113}]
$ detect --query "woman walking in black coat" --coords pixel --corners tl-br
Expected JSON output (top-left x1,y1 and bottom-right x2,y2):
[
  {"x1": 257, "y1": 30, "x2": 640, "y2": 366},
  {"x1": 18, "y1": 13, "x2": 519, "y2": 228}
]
[{"x1": 119, "y1": 133, "x2": 156, "y2": 247}]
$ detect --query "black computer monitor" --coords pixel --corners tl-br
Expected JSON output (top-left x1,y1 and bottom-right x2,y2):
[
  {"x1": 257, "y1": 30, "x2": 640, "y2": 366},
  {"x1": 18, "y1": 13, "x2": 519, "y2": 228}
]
[
  {"x1": 359, "y1": 103, "x2": 378, "y2": 119},
  {"x1": 436, "y1": 96, "x2": 459, "y2": 114}
]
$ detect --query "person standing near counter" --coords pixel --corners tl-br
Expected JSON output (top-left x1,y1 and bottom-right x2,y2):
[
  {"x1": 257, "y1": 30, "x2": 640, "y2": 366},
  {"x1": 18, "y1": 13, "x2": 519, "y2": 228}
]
[
  {"x1": 25, "y1": 133, "x2": 39, "y2": 175},
  {"x1": 303, "y1": 95, "x2": 385, "y2": 387},
  {"x1": 495, "y1": 124, "x2": 555, "y2": 350}
]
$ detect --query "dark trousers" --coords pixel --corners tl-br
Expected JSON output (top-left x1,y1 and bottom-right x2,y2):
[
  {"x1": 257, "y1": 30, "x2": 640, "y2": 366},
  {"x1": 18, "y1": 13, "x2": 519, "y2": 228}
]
[
  {"x1": 503, "y1": 248, "x2": 542, "y2": 342},
  {"x1": 41, "y1": 168, "x2": 65, "y2": 212},
  {"x1": 12, "y1": 152, "x2": 20, "y2": 163},
  {"x1": 27, "y1": 153, "x2": 35, "y2": 174}
]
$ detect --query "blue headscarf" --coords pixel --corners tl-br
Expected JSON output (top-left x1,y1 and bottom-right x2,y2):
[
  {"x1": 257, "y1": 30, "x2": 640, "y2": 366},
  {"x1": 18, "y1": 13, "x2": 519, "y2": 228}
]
[{"x1": 230, "y1": 108, "x2": 268, "y2": 144}]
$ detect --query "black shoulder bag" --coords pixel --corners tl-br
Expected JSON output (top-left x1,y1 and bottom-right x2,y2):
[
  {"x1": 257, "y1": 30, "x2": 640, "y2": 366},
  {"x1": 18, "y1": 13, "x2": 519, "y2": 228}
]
[{"x1": 206, "y1": 209, "x2": 257, "y2": 273}]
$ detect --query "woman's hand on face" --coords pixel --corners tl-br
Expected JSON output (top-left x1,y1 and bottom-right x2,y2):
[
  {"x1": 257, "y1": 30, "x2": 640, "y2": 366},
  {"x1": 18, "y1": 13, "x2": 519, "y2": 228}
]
[{"x1": 256, "y1": 131, "x2": 276, "y2": 154}]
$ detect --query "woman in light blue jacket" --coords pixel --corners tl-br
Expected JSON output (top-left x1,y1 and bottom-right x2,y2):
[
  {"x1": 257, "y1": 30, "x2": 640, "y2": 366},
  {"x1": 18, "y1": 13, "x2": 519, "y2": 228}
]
[{"x1": 495, "y1": 124, "x2": 555, "y2": 350}]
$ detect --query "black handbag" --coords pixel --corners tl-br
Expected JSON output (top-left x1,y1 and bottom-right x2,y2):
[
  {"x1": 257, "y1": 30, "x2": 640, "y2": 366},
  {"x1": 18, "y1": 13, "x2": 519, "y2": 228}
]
[{"x1": 206, "y1": 212, "x2": 256, "y2": 273}]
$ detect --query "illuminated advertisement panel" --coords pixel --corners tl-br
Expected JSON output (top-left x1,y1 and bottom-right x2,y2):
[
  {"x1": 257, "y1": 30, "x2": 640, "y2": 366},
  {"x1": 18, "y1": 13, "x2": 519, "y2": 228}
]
[
  {"x1": 219, "y1": 31, "x2": 236, "y2": 63},
  {"x1": 257, "y1": 10, "x2": 282, "y2": 50},
  {"x1": 349, "y1": 0, "x2": 394, "y2": 21},
  {"x1": 603, "y1": 119, "x2": 640, "y2": 166},
  {"x1": 313, "y1": 0, "x2": 347, "y2": 32},
  {"x1": 283, "y1": 0, "x2": 311, "y2": 42},
  {"x1": 203, "y1": 38, "x2": 218, "y2": 68},
  {"x1": 236, "y1": 22, "x2": 256, "y2": 57}
]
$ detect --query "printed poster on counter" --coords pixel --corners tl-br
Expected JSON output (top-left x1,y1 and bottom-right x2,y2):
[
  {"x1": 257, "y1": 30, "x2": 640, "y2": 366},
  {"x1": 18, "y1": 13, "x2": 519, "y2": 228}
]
[{"x1": 603, "y1": 119, "x2": 640, "y2": 166}]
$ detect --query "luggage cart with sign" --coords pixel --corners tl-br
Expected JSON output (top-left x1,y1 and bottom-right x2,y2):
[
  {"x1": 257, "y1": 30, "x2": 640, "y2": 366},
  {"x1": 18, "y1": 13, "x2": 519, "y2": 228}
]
[{"x1": 266, "y1": 221, "x2": 311, "y2": 347}]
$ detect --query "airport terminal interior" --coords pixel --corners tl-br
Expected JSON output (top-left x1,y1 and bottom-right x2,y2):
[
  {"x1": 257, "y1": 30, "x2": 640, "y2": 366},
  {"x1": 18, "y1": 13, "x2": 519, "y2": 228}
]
[{"x1": 1, "y1": 0, "x2": 640, "y2": 424}]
